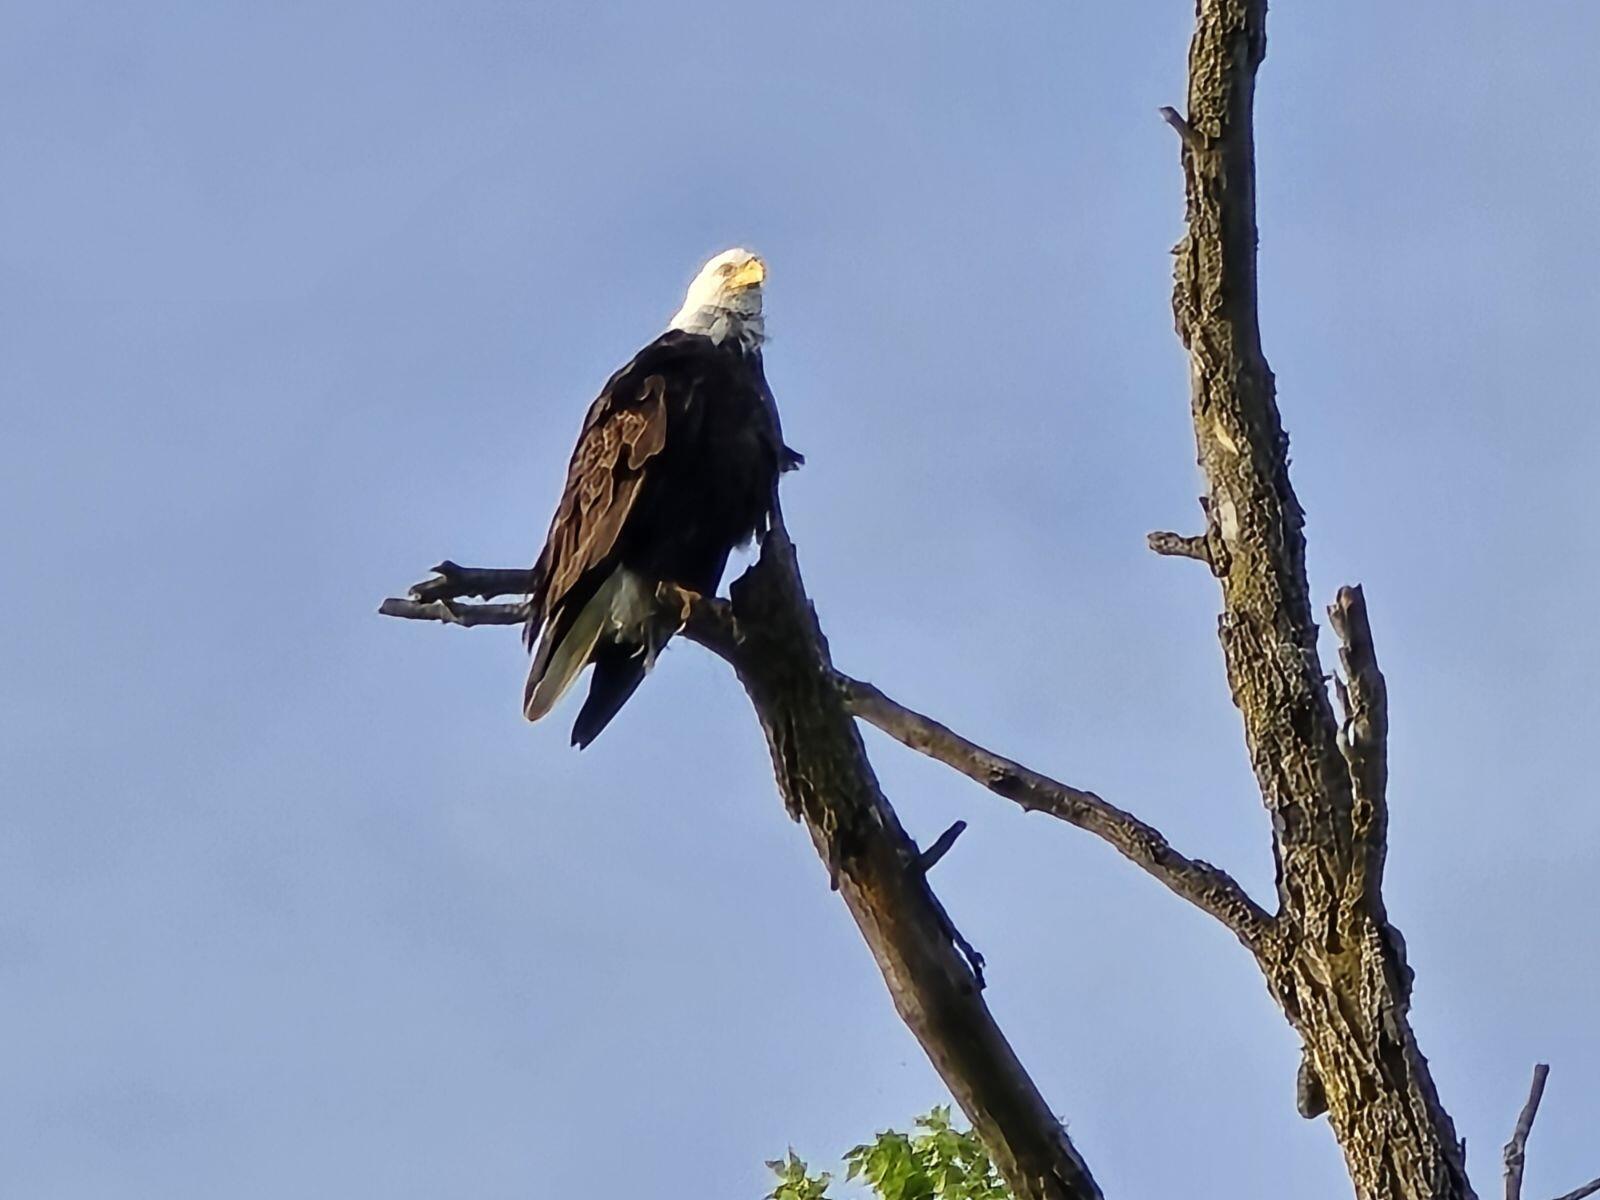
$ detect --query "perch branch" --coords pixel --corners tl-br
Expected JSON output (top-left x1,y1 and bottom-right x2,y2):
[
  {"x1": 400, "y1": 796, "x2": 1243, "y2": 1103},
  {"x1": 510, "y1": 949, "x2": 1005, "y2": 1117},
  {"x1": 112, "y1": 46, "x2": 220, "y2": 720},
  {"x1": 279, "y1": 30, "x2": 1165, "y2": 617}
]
[
  {"x1": 379, "y1": 531, "x2": 1103, "y2": 1200},
  {"x1": 655, "y1": 582, "x2": 743, "y2": 663},
  {"x1": 843, "y1": 678, "x2": 1272, "y2": 948},
  {"x1": 381, "y1": 567, "x2": 743, "y2": 655},
  {"x1": 1552, "y1": 1182, "x2": 1600, "y2": 1200},
  {"x1": 1328, "y1": 584, "x2": 1392, "y2": 912}
]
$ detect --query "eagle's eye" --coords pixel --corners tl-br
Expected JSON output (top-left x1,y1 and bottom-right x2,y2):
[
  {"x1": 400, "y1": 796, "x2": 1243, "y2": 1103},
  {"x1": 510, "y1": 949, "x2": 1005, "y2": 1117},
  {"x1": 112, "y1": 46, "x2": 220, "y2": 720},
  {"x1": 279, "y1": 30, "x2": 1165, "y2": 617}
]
[{"x1": 717, "y1": 263, "x2": 735, "y2": 276}]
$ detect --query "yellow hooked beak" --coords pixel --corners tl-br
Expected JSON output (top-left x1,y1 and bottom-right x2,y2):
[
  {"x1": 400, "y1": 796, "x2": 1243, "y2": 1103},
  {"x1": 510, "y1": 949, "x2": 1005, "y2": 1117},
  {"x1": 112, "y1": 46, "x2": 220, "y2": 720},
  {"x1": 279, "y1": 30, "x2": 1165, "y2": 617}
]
[{"x1": 726, "y1": 256, "x2": 766, "y2": 290}]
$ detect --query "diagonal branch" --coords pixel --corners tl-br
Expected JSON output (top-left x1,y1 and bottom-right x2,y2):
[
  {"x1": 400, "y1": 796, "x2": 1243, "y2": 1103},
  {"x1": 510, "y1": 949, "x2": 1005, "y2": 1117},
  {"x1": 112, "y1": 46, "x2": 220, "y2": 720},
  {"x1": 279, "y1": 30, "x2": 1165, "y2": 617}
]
[
  {"x1": 379, "y1": 567, "x2": 1274, "y2": 949},
  {"x1": 1505, "y1": 1063, "x2": 1550, "y2": 1200},
  {"x1": 842, "y1": 678, "x2": 1273, "y2": 949},
  {"x1": 379, "y1": 535, "x2": 1104, "y2": 1200},
  {"x1": 673, "y1": 521, "x2": 1104, "y2": 1200}
]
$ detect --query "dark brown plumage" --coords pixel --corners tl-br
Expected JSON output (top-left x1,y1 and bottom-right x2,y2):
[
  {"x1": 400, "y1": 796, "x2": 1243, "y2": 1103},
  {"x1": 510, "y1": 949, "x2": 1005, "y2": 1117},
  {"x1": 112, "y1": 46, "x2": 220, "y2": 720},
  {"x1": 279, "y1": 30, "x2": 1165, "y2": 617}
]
[{"x1": 523, "y1": 328, "x2": 797, "y2": 747}]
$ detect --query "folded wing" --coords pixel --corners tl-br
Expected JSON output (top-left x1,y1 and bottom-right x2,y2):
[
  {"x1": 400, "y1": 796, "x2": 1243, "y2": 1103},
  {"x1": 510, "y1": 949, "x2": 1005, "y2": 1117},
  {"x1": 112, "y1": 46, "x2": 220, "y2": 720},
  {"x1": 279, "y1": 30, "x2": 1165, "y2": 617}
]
[{"x1": 523, "y1": 371, "x2": 669, "y2": 722}]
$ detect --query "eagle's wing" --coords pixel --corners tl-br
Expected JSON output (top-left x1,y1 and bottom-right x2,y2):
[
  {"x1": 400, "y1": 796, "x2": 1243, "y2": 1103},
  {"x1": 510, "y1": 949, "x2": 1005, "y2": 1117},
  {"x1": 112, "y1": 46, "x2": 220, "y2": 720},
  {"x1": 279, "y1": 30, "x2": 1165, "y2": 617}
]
[{"x1": 526, "y1": 370, "x2": 670, "y2": 648}]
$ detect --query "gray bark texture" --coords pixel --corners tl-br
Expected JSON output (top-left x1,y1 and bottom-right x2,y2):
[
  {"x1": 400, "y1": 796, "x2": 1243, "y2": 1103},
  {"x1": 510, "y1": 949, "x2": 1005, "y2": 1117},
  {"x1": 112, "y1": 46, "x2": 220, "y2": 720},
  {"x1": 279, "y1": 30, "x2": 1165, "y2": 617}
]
[
  {"x1": 383, "y1": 544, "x2": 1107, "y2": 1200},
  {"x1": 1162, "y1": 3, "x2": 1472, "y2": 1197},
  {"x1": 714, "y1": 521, "x2": 1104, "y2": 1200},
  {"x1": 386, "y1": 538, "x2": 1107, "y2": 1200}
]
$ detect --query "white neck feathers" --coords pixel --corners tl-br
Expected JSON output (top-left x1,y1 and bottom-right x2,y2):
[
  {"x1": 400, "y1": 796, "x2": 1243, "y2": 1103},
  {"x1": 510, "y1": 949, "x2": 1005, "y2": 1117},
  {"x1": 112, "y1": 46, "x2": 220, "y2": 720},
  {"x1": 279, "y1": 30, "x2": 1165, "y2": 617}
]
[{"x1": 668, "y1": 304, "x2": 765, "y2": 351}]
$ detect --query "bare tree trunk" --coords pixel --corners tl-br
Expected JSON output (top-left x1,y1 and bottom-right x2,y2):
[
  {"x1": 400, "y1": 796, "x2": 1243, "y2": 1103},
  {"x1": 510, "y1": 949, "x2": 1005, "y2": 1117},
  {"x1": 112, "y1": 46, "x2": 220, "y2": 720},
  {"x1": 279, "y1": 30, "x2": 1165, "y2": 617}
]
[{"x1": 1160, "y1": 3, "x2": 1473, "y2": 1196}]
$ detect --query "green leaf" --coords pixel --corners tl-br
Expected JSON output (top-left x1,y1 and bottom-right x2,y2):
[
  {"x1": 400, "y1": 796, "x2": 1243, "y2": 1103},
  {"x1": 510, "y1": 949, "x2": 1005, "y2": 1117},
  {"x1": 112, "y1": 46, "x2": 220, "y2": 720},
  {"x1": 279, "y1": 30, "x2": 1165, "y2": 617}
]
[{"x1": 767, "y1": 1106, "x2": 1012, "y2": 1200}]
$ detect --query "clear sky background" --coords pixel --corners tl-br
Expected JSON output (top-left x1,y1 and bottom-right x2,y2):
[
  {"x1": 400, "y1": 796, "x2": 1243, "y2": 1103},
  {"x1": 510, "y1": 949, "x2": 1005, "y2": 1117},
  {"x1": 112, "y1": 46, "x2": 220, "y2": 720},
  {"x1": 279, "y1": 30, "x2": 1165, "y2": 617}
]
[{"x1": 3, "y1": 2, "x2": 1597, "y2": 1197}]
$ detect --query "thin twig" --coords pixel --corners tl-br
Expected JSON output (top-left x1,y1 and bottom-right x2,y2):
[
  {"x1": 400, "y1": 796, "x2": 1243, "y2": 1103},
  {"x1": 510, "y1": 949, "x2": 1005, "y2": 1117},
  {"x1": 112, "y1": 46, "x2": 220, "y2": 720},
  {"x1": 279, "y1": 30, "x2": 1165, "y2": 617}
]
[
  {"x1": 378, "y1": 597, "x2": 528, "y2": 626},
  {"x1": 1158, "y1": 105, "x2": 1203, "y2": 150},
  {"x1": 410, "y1": 561, "x2": 536, "y2": 602},
  {"x1": 841, "y1": 677, "x2": 1273, "y2": 949},
  {"x1": 1505, "y1": 1064, "x2": 1551, "y2": 1200},
  {"x1": 1551, "y1": 1179, "x2": 1600, "y2": 1200},
  {"x1": 918, "y1": 820, "x2": 968, "y2": 873}
]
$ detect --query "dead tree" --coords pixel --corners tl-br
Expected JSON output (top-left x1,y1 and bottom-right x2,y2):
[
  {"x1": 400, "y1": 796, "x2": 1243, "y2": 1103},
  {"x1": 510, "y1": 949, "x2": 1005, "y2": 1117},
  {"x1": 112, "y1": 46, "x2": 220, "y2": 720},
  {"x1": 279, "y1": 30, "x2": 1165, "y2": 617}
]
[{"x1": 381, "y1": 3, "x2": 1590, "y2": 1198}]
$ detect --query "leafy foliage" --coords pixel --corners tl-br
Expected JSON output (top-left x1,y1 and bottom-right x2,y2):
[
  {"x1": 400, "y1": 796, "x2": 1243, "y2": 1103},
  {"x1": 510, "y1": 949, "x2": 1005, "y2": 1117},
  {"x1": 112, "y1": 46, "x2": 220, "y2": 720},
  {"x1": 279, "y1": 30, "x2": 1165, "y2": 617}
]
[
  {"x1": 766, "y1": 1151, "x2": 832, "y2": 1200},
  {"x1": 768, "y1": 1108, "x2": 1010, "y2": 1200}
]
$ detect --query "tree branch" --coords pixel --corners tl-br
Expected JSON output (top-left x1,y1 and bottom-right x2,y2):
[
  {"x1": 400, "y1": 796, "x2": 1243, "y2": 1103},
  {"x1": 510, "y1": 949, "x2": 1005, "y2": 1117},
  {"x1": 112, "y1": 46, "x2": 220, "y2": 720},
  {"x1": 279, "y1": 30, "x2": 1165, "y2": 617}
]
[
  {"x1": 381, "y1": 531, "x2": 1105, "y2": 1200},
  {"x1": 379, "y1": 571, "x2": 1274, "y2": 949},
  {"x1": 378, "y1": 596, "x2": 528, "y2": 626},
  {"x1": 843, "y1": 678, "x2": 1272, "y2": 949},
  {"x1": 1158, "y1": 104, "x2": 1203, "y2": 150},
  {"x1": 1146, "y1": 530, "x2": 1213, "y2": 564},
  {"x1": 1504, "y1": 1064, "x2": 1550, "y2": 1200},
  {"x1": 681, "y1": 519, "x2": 1102, "y2": 1200},
  {"x1": 917, "y1": 820, "x2": 968, "y2": 873},
  {"x1": 409, "y1": 560, "x2": 536, "y2": 602},
  {"x1": 1551, "y1": 1181, "x2": 1600, "y2": 1200},
  {"x1": 378, "y1": 565, "x2": 743, "y2": 656}
]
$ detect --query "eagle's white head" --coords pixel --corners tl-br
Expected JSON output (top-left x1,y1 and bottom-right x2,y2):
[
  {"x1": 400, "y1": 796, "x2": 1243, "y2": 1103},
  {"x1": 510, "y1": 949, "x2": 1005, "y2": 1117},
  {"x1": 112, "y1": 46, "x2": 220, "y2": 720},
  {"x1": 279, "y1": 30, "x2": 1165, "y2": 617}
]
[{"x1": 668, "y1": 248, "x2": 766, "y2": 351}]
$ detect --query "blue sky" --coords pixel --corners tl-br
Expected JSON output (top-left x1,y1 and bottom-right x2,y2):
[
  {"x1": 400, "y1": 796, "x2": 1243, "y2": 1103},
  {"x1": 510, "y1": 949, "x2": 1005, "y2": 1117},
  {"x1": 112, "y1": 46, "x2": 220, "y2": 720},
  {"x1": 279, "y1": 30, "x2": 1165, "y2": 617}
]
[{"x1": 3, "y1": 2, "x2": 1597, "y2": 1196}]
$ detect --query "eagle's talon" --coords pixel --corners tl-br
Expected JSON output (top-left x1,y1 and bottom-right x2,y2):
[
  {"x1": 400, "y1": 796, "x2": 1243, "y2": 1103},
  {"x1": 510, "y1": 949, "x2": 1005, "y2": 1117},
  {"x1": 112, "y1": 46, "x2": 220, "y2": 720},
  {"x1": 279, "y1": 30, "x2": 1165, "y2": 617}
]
[{"x1": 656, "y1": 581, "x2": 701, "y2": 628}]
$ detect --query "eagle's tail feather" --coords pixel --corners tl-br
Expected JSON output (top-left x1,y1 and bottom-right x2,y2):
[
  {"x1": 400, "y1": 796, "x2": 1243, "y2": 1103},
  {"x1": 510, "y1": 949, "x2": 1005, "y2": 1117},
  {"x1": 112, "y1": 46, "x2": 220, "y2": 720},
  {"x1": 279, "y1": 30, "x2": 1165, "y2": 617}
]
[
  {"x1": 570, "y1": 642, "x2": 648, "y2": 748},
  {"x1": 523, "y1": 570, "x2": 624, "y2": 723}
]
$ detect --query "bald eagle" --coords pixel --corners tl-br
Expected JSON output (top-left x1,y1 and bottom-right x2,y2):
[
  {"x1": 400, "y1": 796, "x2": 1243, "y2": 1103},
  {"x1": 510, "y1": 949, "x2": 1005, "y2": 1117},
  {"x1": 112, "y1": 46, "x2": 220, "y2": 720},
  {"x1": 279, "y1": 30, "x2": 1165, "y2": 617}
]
[{"x1": 522, "y1": 249, "x2": 800, "y2": 747}]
